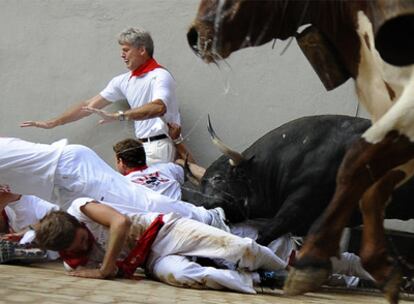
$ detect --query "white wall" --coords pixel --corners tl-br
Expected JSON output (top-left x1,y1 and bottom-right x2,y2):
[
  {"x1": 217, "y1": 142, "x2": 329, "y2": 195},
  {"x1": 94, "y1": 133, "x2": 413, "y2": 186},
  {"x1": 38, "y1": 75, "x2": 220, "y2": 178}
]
[
  {"x1": 0, "y1": 0, "x2": 362, "y2": 166},
  {"x1": 1, "y1": 1, "x2": 411, "y2": 231}
]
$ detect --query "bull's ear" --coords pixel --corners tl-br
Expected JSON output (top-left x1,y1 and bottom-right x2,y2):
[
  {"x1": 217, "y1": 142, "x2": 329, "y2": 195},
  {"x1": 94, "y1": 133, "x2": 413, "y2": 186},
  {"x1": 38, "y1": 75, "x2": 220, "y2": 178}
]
[{"x1": 243, "y1": 155, "x2": 255, "y2": 166}]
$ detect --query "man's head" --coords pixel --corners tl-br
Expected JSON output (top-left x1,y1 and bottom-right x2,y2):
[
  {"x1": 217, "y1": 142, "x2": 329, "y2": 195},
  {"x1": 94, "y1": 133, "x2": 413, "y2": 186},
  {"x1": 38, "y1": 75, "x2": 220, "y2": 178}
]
[
  {"x1": 35, "y1": 211, "x2": 88, "y2": 252},
  {"x1": 118, "y1": 27, "x2": 154, "y2": 71},
  {"x1": 113, "y1": 138, "x2": 147, "y2": 175}
]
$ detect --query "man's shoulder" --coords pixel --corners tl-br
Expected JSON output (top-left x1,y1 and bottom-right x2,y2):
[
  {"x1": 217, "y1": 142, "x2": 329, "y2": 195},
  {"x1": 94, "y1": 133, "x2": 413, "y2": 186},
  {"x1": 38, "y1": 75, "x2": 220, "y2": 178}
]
[
  {"x1": 151, "y1": 162, "x2": 179, "y2": 171},
  {"x1": 150, "y1": 67, "x2": 174, "y2": 80},
  {"x1": 109, "y1": 71, "x2": 131, "y2": 83}
]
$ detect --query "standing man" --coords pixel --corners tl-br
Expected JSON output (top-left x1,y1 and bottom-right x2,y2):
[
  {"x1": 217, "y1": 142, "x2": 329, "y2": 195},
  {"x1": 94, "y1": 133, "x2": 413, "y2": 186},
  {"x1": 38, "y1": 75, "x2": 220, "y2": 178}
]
[{"x1": 21, "y1": 27, "x2": 180, "y2": 165}]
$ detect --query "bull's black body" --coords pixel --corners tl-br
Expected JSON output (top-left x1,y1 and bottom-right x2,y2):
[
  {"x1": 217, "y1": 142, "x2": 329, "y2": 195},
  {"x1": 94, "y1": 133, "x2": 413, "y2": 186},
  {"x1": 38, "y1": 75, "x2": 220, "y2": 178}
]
[{"x1": 195, "y1": 115, "x2": 413, "y2": 245}]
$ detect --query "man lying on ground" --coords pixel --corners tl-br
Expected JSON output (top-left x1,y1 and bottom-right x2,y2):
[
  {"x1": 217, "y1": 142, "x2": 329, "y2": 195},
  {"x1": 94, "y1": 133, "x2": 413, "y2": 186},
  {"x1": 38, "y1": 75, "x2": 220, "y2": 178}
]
[
  {"x1": 0, "y1": 137, "x2": 228, "y2": 231},
  {"x1": 112, "y1": 138, "x2": 375, "y2": 288},
  {"x1": 35, "y1": 198, "x2": 289, "y2": 294},
  {"x1": 0, "y1": 192, "x2": 59, "y2": 263}
]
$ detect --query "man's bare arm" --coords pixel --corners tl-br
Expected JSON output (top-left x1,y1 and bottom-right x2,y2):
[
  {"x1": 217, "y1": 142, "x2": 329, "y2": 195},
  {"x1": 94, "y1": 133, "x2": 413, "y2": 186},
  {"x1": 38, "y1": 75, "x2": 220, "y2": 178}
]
[
  {"x1": 20, "y1": 95, "x2": 110, "y2": 129},
  {"x1": 83, "y1": 99, "x2": 166, "y2": 124},
  {"x1": 70, "y1": 201, "x2": 131, "y2": 279}
]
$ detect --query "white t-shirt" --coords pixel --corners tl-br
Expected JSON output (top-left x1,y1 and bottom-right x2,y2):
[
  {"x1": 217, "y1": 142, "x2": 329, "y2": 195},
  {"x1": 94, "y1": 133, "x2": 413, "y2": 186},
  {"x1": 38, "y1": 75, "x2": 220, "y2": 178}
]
[
  {"x1": 5, "y1": 195, "x2": 59, "y2": 233},
  {"x1": 66, "y1": 198, "x2": 176, "y2": 269},
  {"x1": 100, "y1": 68, "x2": 180, "y2": 139},
  {"x1": 126, "y1": 163, "x2": 184, "y2": 200},
  {"x1": 0, "y1": 138, "x2": 66, "y2": 201}
]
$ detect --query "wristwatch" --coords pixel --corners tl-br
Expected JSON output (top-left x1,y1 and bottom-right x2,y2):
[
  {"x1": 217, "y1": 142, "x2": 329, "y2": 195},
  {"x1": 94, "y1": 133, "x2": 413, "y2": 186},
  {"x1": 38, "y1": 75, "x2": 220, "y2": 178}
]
[{"x1": 117, "y1": 110, "x2": 127, "y2": 121}]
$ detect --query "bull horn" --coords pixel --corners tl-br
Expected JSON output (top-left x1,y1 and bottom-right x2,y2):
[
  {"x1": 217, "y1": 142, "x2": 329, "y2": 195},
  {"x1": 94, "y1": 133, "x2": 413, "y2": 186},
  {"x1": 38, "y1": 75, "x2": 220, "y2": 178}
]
[
  {"x1": 207, "y1": 115, "x2": 245, "y2": 166},
  {"x1": 371, "y1": 1, "x2": 414, "y2": 66}
]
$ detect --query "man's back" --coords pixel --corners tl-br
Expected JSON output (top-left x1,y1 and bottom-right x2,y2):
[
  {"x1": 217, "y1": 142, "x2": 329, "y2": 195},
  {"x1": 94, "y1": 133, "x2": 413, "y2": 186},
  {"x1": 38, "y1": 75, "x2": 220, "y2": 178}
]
[{"x1": 126, "y1": 162, "x2": 184, "y2": 200}]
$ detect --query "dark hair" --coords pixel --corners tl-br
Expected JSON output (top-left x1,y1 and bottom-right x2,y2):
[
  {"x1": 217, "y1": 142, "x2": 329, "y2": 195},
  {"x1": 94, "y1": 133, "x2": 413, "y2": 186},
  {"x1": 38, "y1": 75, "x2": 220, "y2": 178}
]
[
  {"x1": 118, "y1": 27, "x2": 154, "y2": 57},
  {"x1": 35, "y1": 211, "x2": 82, "y2": 251},
  {"x1": 113, "y1": 138, "x2": 146, "y2": 168}
]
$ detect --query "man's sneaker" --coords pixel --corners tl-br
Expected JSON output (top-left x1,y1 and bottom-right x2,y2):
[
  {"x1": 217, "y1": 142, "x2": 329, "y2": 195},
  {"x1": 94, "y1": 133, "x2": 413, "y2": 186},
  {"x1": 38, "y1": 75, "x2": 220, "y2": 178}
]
[
  {"x1": 0, "y1": 239, "x2": 47, "y2": 264},
  {"x1": 258, "y1": 269, "x2": 288, "y2": 289},
  {"x1": 209, "y1": 207, "x2": 231, "y2": 233}
]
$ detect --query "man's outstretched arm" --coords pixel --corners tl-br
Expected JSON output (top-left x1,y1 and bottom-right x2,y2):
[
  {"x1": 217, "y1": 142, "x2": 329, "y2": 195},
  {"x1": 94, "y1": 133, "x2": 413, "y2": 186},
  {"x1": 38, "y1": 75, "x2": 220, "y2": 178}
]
[{"x1": 20, "y1": 95, "x2": 110, "y2": 129}]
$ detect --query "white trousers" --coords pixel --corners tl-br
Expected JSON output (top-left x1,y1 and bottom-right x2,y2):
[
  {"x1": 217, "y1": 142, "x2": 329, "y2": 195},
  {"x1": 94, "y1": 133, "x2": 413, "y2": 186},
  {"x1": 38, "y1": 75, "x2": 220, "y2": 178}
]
[
  {"x1": 149, "y1": 217, "x2": 287, "y2": 294},
  {"x1": 143, "y1": 138, "x2": 175, "y2": 165},
  {"x1": 53, "y1": 145, "x2": 212, "y2": 224},
  {"x1": 331, "y1": 252, "x2": 373, "y2": 280}
]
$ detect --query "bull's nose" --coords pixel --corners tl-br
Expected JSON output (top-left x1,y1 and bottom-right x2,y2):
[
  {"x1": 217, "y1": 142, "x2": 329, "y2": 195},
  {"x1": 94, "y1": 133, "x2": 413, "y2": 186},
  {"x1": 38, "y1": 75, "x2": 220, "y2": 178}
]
[{"x1": 187, "y1": 26, "x2": 200, "y2": 54}]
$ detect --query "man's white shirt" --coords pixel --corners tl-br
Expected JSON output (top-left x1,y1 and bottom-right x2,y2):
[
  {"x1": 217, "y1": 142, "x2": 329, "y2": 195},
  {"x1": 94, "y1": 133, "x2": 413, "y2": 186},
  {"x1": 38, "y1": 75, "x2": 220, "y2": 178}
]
[
  {"x1": 5, "y1": 195, "x2": 59, "y2": 233},
  {"x1": 126, "y1": 163, "x2": 184, "y2": 200},
  {"x1": 100, "y1": 68, "x2": 180, "y2": 139}
]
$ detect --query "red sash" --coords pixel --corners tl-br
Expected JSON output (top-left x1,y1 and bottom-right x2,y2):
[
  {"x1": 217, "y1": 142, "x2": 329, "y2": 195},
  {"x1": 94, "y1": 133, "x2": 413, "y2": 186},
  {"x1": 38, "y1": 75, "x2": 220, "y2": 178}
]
[
  {"x1": 130, "y1": 58, "x2": 163, "y2": 79},
  {"x1": 117, "y1": 214, "x2": 164, "y2": 278}
]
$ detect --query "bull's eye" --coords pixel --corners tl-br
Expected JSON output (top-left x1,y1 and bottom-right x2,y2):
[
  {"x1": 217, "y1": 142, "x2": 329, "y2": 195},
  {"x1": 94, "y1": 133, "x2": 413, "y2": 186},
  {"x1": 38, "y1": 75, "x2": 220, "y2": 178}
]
[{"x1": 212, "y1": 175, "x2": 223, "y2": 182}]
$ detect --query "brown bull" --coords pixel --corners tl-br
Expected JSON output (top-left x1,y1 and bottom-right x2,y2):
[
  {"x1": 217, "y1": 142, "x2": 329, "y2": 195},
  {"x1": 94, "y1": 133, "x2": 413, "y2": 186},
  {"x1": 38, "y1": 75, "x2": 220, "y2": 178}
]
[{"x1": 188, "y1": 1, "x2": 414, "y2": 303}]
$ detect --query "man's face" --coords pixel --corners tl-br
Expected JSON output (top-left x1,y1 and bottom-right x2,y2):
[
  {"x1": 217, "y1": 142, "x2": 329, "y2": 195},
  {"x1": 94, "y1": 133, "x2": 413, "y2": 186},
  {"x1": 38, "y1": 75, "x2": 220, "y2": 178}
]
[
  {"x1": 66, "y1": 227, "x2": 90, "y2": 253},
  {"x1": 120, "y1": 43, "x2": 147, "y2": 71}
]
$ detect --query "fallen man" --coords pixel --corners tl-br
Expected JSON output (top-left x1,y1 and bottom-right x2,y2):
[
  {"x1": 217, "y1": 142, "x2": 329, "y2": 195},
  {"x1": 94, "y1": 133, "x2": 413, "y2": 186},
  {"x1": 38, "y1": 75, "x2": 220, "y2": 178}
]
[
  {"x1": 0, "y1": 191, "x2": 60, "y2": 263},
  {"x1": 35, "y1": 198, "x2": 289, "y2": 294},
  {"x1": 0, "y1": 137, "x2": 228, "y2": 230}
]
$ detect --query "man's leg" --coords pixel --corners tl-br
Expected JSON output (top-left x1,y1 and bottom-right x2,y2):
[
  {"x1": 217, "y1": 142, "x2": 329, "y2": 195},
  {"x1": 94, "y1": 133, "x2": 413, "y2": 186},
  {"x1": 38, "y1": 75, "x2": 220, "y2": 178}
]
[
  {"x1": 143, "y1": 138, "x2": 175, "y2": 165},
  {"x1": 150, "y1": 218, "x2": 288, "y2": 272},
  {"x1": 151, "y1": 255, "x2": 257, "y2": 293}
]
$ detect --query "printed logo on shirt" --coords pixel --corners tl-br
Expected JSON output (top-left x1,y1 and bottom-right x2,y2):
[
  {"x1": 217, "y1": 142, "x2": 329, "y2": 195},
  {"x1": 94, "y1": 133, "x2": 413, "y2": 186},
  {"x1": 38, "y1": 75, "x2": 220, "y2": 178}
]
[{"x1": 130, "y1": 172, "x2": 169, "y2": 188}]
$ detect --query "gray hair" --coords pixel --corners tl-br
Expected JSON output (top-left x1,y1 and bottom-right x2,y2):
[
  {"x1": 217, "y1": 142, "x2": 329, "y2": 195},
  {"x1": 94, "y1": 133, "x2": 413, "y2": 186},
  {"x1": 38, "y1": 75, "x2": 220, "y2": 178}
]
[{"x1": 118, "y1": 27, "x2": 154, "y2": 57}]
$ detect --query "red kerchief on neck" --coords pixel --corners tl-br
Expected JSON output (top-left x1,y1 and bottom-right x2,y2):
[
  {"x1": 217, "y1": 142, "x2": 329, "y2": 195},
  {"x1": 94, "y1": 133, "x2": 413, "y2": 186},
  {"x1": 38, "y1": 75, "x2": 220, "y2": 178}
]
[
  {"x1": 59, "y1": 225, "x2": 96, "y2": 269},
  {"x1": 130, "y1": 58, "x2": 163, "y2": 78}
]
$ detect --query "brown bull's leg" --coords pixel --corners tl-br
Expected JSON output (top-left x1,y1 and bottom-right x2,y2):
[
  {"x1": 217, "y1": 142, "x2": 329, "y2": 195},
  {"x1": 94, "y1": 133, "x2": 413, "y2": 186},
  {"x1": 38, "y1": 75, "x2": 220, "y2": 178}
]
[
  {"x1": 284, "y1": 131, "x2": 414, "y2": 296},
  {"x1": 359, "y1": 170, "x2": 405, "y2": 304}
]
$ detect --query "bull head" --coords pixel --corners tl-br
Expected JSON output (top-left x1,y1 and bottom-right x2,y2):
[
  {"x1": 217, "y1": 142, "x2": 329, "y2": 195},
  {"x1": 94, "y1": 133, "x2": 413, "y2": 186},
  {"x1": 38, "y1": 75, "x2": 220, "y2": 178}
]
[{"x1": 188, "y1": 0, "x2": 283, "y2": 63}]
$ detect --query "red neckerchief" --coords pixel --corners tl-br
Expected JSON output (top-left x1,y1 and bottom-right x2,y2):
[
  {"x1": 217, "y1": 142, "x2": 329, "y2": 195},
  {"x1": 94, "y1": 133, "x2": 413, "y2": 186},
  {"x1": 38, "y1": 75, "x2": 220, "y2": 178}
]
[
  {"x1": 124, "y1": 165, "x2": 148, "y2": 176},
  {"x1": 1, "y1": 209, "x2": 11, "y2": 233},
  {"x1": 117, "y1": 214, "x2": 164, "y2": 278},
  {"x1": 59, "y1": 225, "x2": 96, "y2": 269},
  {"x1": 130, "y1": 58, "x2": 163, "y2": 79}
]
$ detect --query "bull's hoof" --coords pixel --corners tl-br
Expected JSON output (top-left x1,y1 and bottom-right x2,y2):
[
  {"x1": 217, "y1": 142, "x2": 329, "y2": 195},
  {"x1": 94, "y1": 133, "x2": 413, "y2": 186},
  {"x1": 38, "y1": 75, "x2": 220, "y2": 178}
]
[
  {"x1": 283, "y1": 259, "x2": 331, "y2": 296},
  {"x1": 381, "y1": 267, "x2": 403, "y2": 304}
]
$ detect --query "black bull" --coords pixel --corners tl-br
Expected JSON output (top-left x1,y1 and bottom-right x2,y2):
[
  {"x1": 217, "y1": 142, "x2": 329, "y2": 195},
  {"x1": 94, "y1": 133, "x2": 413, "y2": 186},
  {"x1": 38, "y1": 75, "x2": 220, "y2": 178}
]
[{"x1": 186, "y1": 115, "x2": 414, "y2": 246}]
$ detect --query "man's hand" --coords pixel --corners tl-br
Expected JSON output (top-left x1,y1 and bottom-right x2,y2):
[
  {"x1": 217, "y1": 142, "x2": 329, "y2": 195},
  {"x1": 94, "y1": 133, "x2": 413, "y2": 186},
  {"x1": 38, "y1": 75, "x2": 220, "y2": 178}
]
[
  {"x1": 167, "y1": 122, "x2": 181, "y2": 140},
  {"x1": 20, "y1": 120, "x2": 56, "y2": 129},
  {"x1": 67, "y1": 264, "x2": 118, "y2": 279},
  {"x1": 82, "y1": 107, "x2": 118, "y2": 124}
]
